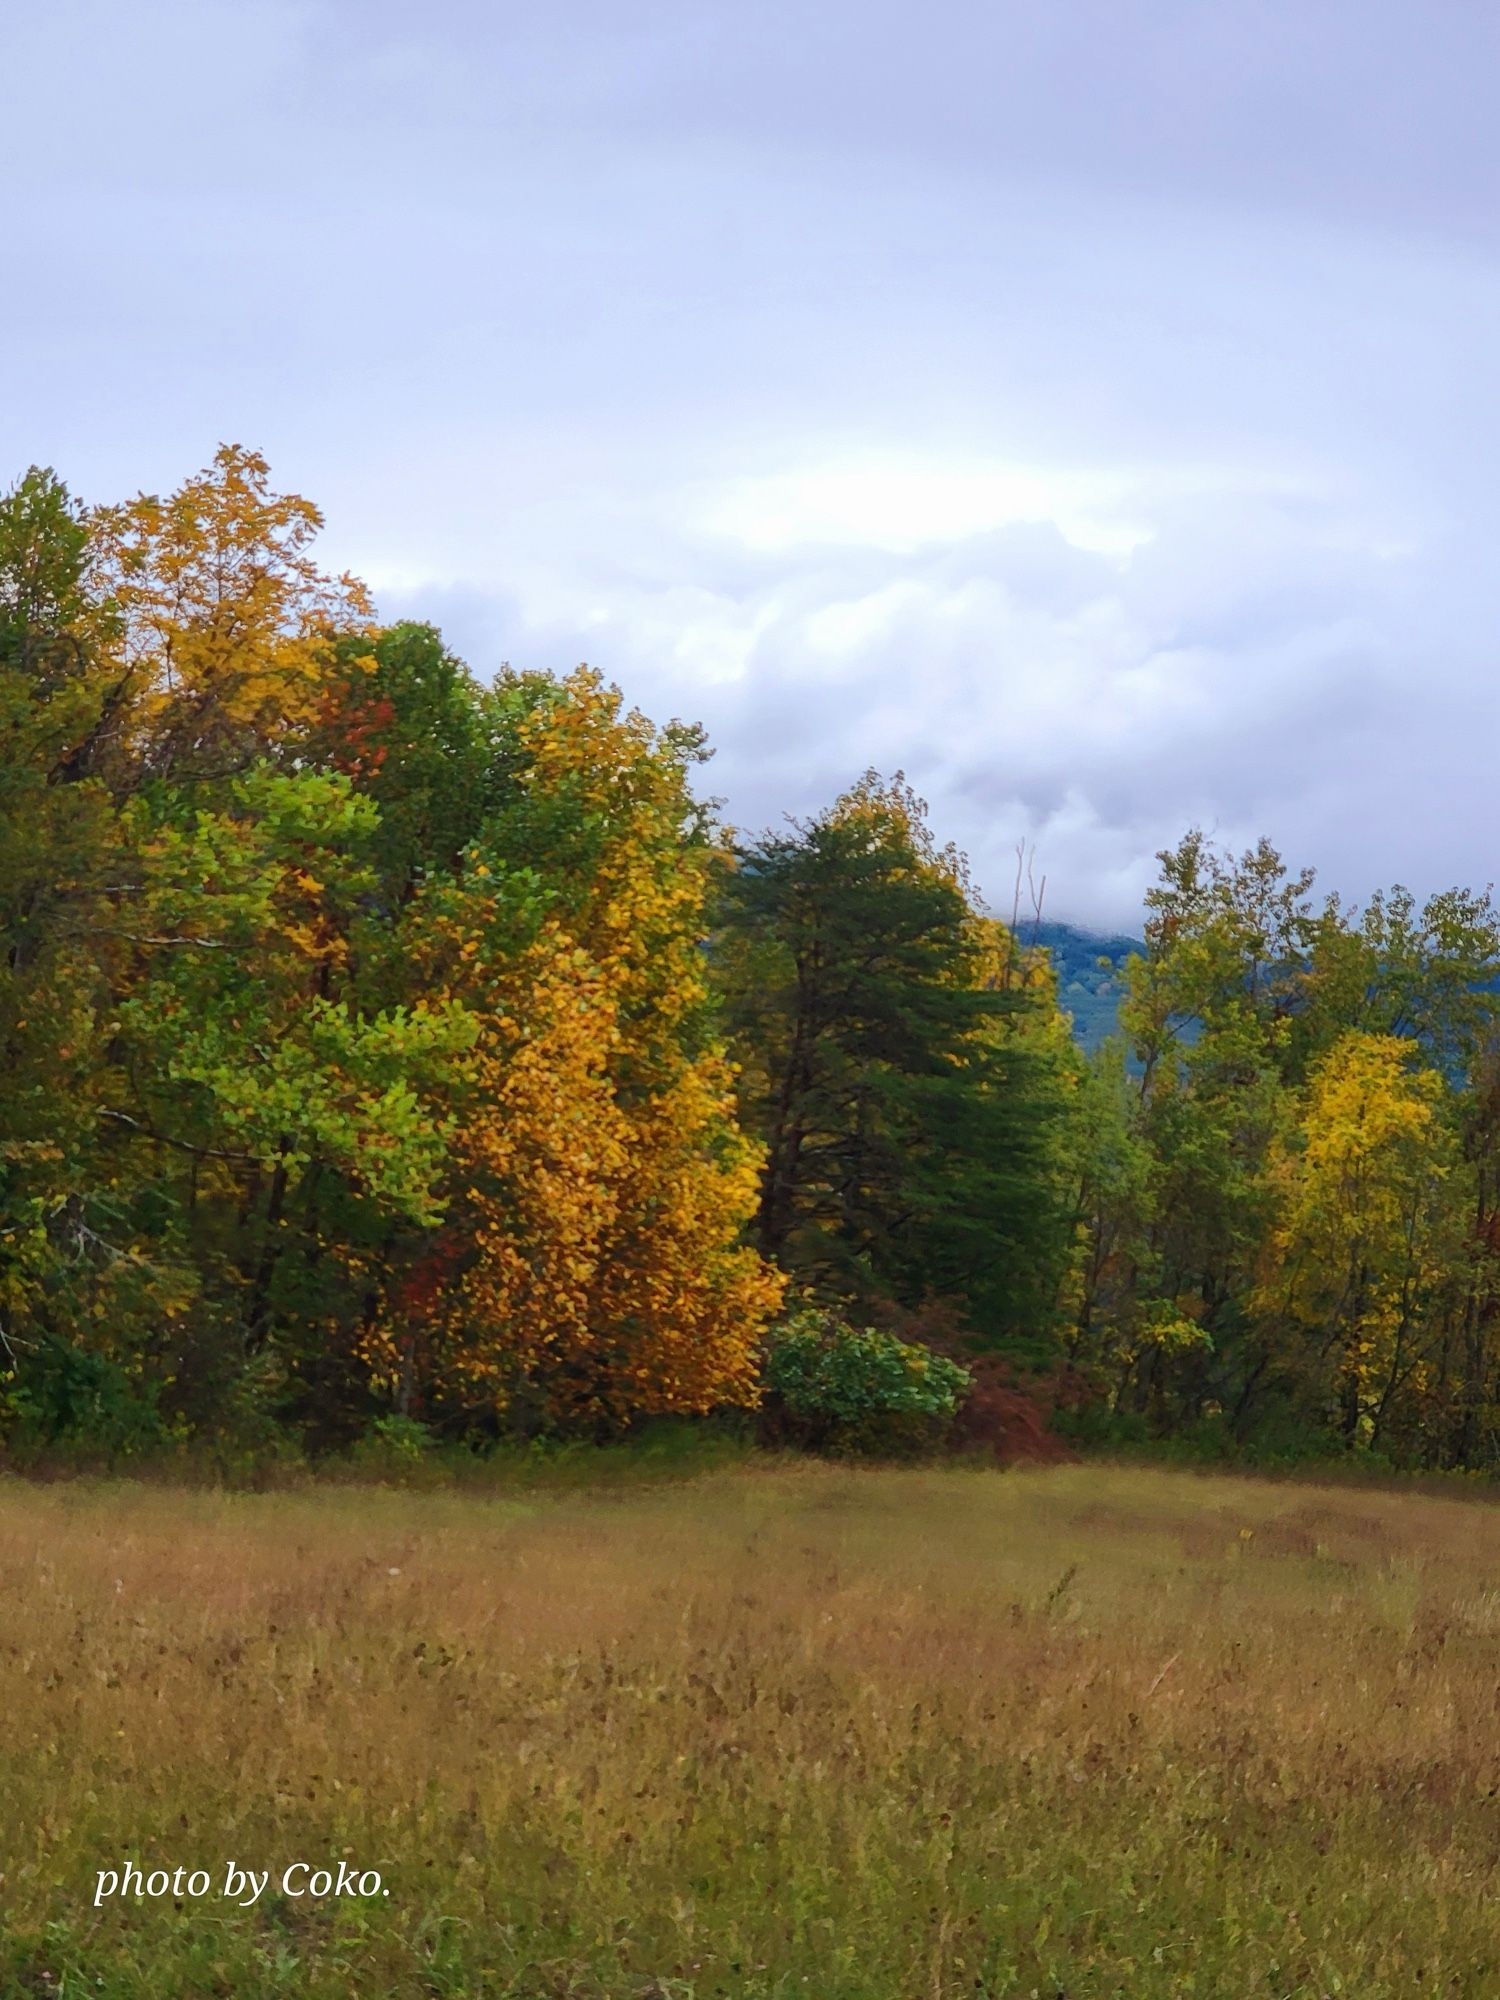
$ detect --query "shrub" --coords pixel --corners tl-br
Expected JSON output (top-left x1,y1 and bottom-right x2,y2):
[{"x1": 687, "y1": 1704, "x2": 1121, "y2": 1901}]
[
  {"x1": 348, "y1": 1412, "x2": 437, "y2": 1478},
  {"x1": 863, "y1": 1297, "x2": 1078, "y2": 1464},
  {"x1": 0, "y1": 1337, "x2": 181, "y2": 1467},
  {"x1": 761, "y1": 1309, "x2": 970, "y2": 1456}
]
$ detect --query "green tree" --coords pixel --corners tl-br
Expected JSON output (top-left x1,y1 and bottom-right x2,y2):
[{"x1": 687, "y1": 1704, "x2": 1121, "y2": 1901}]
[
  {"x1": 0, "y1": 468, "x2": 131, "y2": 1412},
  {"x1": 718, "y1": 773, "x2": 1070, "y2": 1350}
]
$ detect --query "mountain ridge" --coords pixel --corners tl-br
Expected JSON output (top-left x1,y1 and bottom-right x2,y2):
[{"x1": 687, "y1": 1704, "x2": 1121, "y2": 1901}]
[{"x1": 1025, "y1": 919, "x2": 1144, "y2": 1050}]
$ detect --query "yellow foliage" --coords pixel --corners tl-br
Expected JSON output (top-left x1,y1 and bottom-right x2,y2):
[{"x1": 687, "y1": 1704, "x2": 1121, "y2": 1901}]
[
  {"x1": 1256, "y1": 1031, "x2": 1459, "y2": 1436},
  {"x1": 364, "y1": 670, "x2": 782, "y2": 1424},
  {"x1": 87, "y1": 444, "x2": 371, "y2": 774}
]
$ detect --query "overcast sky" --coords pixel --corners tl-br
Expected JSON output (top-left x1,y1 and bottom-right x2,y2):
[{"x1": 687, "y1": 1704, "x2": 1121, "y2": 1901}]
[{"x1": 5, "y1": 1, "x2": 1498, "y2": 927}]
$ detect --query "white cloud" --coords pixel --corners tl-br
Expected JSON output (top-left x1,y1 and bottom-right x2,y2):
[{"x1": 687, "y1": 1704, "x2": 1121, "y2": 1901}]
[
  {"x1": 378, "y1": 464, "x2": 1491, "y2": 931},
  {"x1": 700, "y1": 457, "x2": 1152, "y2": 560},
  {"x1": 4, "y1": 0, "x2": 1498, "y2": 932}
]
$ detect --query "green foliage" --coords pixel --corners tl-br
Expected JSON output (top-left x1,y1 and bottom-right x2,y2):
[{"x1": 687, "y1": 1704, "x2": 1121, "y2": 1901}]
[
  {"x1": 1031, "y1": 919, "x2": 1143, "y2": 1050},
  {"x1": 15, "y1": 444, "x2": 1500, "y2": 1474},
  {"x1": 348, "y1": 1412, "x2": 436, "y2": 1477},
  {"x1": 0, "y1": 1335, "x2": 181, "y2": 1463},
  {"x1": 1061, "y1": 827, "x2": 1500, "y2": 1469},
  {"x1": 763, "y1": 1307, "x2": 970, "y2": 1454},
  {"x1": 0, "y1": 449, "x2": 779, "y2": 1458},
  {"x1": 717, "y1": 772, "x2": 1073, "y2": 1348}
]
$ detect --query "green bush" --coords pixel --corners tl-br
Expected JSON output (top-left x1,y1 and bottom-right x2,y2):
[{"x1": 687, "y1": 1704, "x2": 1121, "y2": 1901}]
[
  {"x1": 762, "y1": 1309, "x2": 971, "y2": 1456},
  {"x1": 348, "y1": 1412, "x2": 437, "y2": 1478},
  {"x1": 0, "y1": 1337, "x2": 181, "y2": 1466}
]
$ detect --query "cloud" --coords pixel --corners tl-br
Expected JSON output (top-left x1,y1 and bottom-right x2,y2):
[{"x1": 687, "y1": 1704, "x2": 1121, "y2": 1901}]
[
  {"x1": 4, "y1": 1, "x2": 1498, "y2": 930},
  {"x1": 378, "y1": 460, "x2": 1494, "y2": 930}
]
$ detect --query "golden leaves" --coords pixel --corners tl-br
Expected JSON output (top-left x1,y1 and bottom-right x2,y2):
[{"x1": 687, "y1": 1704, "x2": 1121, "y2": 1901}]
[
  {"x1": 364, "y1": 671, "x2": 782, "y2": 1425},
  {"x1": 85, "y1": 444, "x2": 373, "y2": 778}
]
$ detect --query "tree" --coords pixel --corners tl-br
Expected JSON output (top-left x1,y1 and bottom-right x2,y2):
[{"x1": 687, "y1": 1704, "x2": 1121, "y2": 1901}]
[
  {"x1": 1105, "y1": 832, "x2": 1500, "y2": 1450},
  {"x1": 717, "y1": 772, "x2": 1071, "y2": 1349},
  {"x1": 360, "y1": 667, "x2": 782, "y2": 1431},
  {"x1": 1255, "y1": 1032, "x2": 1463, "y2": 1452},
  {"x1": 0, "y1": 468, "x2": 128, "y2": 1404},
  {"x1": 2, "y1": 451, "x2": 791, "y2": 1450},
  {"x1": 1092, "y1": 832, "x2": 1319, "y2": 1434},
  {"x1": 84, "y1": 443, "x2": 371, "y2": 787}
]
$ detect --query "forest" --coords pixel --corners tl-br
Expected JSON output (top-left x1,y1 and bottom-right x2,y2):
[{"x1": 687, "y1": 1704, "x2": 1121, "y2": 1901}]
[{"x1": 6, "y1": 445, "x2": 1500, "y2": 1473}]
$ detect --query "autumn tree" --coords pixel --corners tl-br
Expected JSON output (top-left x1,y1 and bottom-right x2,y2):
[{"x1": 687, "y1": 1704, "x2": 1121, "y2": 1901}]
[
  {"x1": 358, "y1": 668, "x2": 782, "y2": 1433},
  {"x1": 0, "y1": 457, "x2": 475, "y2": 1444},
  {"x1": 18, "y1": 440, "x2": 1500, "y2": 1473},
  {"x1": 1070, "y1": 831, "x2": 1500, "y2": 1457},
  {"x1": 1255, "y1": 1032, "x2": 1463, "y2": 1452},
  {"x1": 85, "y1": 444, "x2": 372, "y2": 786}
]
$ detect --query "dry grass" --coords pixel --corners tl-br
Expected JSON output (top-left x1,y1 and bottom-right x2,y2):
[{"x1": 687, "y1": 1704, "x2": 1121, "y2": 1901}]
[{"x1": 3, "y1": 1460, "x2": 1500, "y2": 1996}]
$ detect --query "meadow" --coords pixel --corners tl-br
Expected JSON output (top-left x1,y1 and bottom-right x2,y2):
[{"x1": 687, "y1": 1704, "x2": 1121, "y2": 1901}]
[{"x1": 2, "y1": 1459, "x2": 1498, "y2": 1999}]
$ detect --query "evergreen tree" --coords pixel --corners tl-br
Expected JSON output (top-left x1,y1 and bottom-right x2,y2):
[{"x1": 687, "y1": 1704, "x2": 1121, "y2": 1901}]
[{"x1": 717, "y1": 774, "x2": 1071, "y2": 1350}]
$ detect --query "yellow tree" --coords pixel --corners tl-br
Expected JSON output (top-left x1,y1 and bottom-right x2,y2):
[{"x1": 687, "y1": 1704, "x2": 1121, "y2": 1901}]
[
  {"x1": 86, "y1": 443, "x2": 371, "y2": 782},
  {"x1": 365, "y1": 668, "x2": 781, "y2": 1429},
  {"x1": 1256, "y1": 1031, "x2": 1462, "y2": 1451}
]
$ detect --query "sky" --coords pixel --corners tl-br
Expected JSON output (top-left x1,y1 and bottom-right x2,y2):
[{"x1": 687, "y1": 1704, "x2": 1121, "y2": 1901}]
[{"x1": 4, "y1": 0, "x2": 1499, "y2": 929}]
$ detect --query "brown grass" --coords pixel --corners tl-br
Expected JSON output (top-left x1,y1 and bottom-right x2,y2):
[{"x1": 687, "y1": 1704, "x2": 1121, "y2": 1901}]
[{"x1": 2, "y1": 1461, "x2": 1499, "y2": 1996}]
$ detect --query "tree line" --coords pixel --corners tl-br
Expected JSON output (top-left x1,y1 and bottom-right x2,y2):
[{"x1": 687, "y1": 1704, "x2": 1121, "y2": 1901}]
[{"x1": 4, "y1": 447, "x2": 1499, "y2": 1468}]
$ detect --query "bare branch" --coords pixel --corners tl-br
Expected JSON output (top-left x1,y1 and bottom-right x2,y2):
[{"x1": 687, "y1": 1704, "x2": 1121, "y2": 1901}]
[{"x1": 99, "y1": 1108, "x2": 256, "y2": 1163}]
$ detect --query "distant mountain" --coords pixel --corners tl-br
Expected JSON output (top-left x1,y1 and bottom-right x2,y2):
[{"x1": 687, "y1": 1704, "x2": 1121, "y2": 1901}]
[{"x1": 1024, "y1": 920, "x2": 1144, "y2": 1051}]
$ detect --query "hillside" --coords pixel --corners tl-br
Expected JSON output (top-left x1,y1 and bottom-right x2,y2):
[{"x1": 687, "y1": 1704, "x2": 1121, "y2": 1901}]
[{"x1": 1028, "y1": 918, "x2": 1144, "y2": 1049}]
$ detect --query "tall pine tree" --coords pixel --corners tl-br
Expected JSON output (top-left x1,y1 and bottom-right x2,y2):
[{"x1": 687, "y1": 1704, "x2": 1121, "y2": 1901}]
[{"x1": 717, "y1": 774, "x2": 1071, "y2": 1352}]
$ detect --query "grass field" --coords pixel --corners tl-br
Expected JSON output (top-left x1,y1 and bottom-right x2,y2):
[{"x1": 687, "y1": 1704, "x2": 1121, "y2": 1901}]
[{"x1": 3, "y1": 1460, "x2": 1499, "y2": 1998}]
